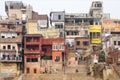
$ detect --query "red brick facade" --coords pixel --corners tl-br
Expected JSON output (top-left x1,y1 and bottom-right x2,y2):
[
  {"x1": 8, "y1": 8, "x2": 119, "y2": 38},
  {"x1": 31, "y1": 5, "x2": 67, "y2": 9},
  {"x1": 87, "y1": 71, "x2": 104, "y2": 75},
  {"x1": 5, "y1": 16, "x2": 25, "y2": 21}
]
[
  {"x1": 24, "y1": 34, "x2": 42, "y2": 74},
  {"x1": 75, "y1": 37, "x2": 90, "y2": 50}
]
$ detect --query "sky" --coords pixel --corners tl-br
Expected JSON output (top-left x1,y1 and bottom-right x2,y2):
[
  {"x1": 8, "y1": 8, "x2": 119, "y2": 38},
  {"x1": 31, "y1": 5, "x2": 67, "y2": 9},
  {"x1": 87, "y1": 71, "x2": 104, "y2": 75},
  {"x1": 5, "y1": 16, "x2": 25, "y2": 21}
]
[{"x1": 0, "y1": 0, "x2": 120, "y2": 19}]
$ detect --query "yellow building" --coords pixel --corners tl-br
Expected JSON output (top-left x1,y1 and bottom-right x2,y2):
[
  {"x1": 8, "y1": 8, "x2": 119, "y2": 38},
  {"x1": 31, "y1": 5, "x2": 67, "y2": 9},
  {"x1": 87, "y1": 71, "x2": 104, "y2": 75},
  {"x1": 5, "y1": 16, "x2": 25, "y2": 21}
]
[
  {"x1": 26, "y1": 20, "x2": 60, "y2": 38},
  {"x1": 89, "y1": 25, "x2": 102, "y2": 44}
]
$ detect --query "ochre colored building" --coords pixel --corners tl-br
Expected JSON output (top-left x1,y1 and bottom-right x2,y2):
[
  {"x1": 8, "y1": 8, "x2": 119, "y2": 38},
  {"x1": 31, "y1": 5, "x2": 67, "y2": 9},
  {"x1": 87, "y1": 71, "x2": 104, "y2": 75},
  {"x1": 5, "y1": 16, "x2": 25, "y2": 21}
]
[
  {"x1": 26, "y1": 20, "x2": 60, "y2": 38},
  {"x1": 102, "y1": 18, "x2": 120, "y2": 32},
  {"x1": 0, "y1": 20, "x2": 23, "y2": 76}
]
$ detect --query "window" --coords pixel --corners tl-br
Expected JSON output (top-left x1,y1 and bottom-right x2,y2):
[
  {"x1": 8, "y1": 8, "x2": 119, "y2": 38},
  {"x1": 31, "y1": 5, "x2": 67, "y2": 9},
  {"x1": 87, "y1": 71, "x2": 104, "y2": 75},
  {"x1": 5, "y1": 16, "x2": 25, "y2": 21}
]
[
  {"x1": 55, "y1": 56, "x2": 60, "y2": 62},
  {"x1": 90, "y1": 32, "x2": 92, "y2": 39},
  {"x1": 42, "y1": 48, "x2": 46, "y2": 52},
  {"x1": 12, "y1": 36, "x2": 15, "y2": 38},
  {"x1": 71, "y1": 32, "x2": 74, "y2": 35},
  {"x1": 83, "y1": 41, "x2": 89, "y2": 46},
  {"x1": 60, "y1": 32, "x2": 64, "y2": 38},
  {"x1": 2, "y1": 36, "x2": 5, "y2": 38},
  {"x1": 97, "y1": 32, "x2": 100, "y2": 38},
  {"x1": 85, "y1": 30, "x2": 88, "y2": 34},
  {"x1": 93, "y1": 32, "x2": 95, "y2": 38},
  {"x1": 26, "y1": 68, "x2": 30, "y2": 73},
  {"x1": 13, "y1": 46, "x2": 15, "y2": 50},
  {"x1": 118, "y1": 41, "x2": 120, "y2": 45},
  {"x1": 55, "y1": 23, "x2": 63, "y2": 29},
  {"x1": 10, "y1": 5, "x2": 13, "y2": 9},
  {"x1": 31, "y1": 58, "x2": 38, "y2": 62},
  {"x1": 74, "y1": 32, "x2": 78, "y2": 35},
  {"x1": 114, "y1": 41, "x2": 116, "y2": 45},
  {"x1": 17, "y1": 33, "x2": 20, "y2": 36},
  {"x1": 53, "y1": 43, "x2": 58, "y2": 50},
  {"x1": 59, "y1": 43, "x2": 64, "y2": 50},
  {"x1": 26, "y1": 58, "x2": 38, "y2": 62},
  {"x1": 58, "y1": 15, "x2": 61, "y2": 20},
  {"x1": 95, "y1": 22, "x2": 98, "y2": 25},
  {"x1": 76, "y1": 41, "x2": 80, "y2": 46},
  {"x1": 67, "y1": 32, "x2": 69, "y2": 35},
  {"x1": 3, "y1": 46, "x2": 6, "y2": 49},
  {"x1": 34, "y1": 68, "x2": 37, "y2": 73},
  {"x1": 8, "y1": 45, "x2": 11, "y2": 49},
  {"x1": 90, "y1": 32, "x2": 100, "y2": 38},
  {"x1": 26, "y1": 58, "x2": 31, "y2": 62}
]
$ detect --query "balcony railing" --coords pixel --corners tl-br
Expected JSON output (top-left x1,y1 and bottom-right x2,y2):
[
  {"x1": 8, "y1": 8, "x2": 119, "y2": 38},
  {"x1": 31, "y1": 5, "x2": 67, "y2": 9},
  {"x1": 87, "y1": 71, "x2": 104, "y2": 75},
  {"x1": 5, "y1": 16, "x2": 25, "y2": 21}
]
[
  {"x1": 0, "y1": 56, "x2": 22, "y2": 62},
  {"x1": 24, "y1": 49, "x2": 40, "y2": 54},
  {"x1": 0, "y1": 49, "x2": 16, "y2": 52},
  {"x1": 26, "y1": 38, "x2": 40, "y2": 42},
  {"x1": 26, "y1": 41, "x2": 40, "y2": 44}
]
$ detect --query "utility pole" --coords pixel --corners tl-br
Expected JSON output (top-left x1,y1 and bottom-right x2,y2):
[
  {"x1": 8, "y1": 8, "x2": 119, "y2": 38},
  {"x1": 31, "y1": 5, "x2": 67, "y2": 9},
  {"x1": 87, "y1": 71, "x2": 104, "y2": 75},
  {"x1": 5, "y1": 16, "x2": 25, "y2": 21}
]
[{"x1": 63, "y1": 13, "x2": 66, "y2": 74}]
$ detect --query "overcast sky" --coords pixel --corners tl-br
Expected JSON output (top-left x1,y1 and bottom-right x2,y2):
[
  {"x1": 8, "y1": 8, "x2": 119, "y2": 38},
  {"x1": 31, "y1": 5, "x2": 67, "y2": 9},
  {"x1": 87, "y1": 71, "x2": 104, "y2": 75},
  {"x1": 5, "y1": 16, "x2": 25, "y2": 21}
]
[{"x1": 0, "y1": 0, "x2": 120, "y2": 19}]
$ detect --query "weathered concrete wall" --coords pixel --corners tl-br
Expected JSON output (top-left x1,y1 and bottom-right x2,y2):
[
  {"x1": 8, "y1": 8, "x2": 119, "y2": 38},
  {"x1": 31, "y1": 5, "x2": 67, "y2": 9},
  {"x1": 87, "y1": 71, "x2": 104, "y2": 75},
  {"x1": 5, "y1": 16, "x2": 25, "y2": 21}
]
[
  {"x1": 22, "y1": 73, "x2": 95, "y2": 80},
  {"x1": 26, "y1": 20, "x2": 60, "y2": 38},
  {"x1": 0, "y1": 62, "x2": 20, "y2": 76}
]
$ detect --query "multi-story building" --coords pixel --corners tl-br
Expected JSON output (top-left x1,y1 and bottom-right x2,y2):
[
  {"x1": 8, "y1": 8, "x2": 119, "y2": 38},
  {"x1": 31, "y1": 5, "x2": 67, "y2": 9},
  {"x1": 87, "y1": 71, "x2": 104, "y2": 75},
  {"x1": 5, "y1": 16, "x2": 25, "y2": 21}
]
[
  {"x1": 64, "y1": 1, "x2": 103, "y2": 49},
  {"x1": 103, "y1": 18, "x2": 120, "y2": 34},
  {"x1": 111, "y1": 32, "x2": 120, "y2": 50},
  {"x1": 102, "y1": 19, "x2": 120, "y2": 56},
  {"x1": 89, "y1": 1, "x2": 102, "y2": 45},
  {"x1": 50, "y1": 11, "x2": 65, "y2": 29},
  {"x1": 0, "y1": 20, "x2": 23, "y2": 76},
  {"x1": 41, "y1": 38, "x2": 66, "y2": 73},
  {"x1": 65, "y1": 13, "x2": 90, "y2": 38},
  {"x1": 50, "y1": 11, "x2": 65, "y2": 38},
  {"x1": 24, "y1": 34, "x2": 42, "y2": 74},
  {"x1": 52, "y1": 38, "x2": 65, "y2": 71},
  {"x1": 5, "y1": 1, "x2": 33, "y2": 20},
  {"x1": 24, "y1": 34, "x2": 66, "y2": 74}
]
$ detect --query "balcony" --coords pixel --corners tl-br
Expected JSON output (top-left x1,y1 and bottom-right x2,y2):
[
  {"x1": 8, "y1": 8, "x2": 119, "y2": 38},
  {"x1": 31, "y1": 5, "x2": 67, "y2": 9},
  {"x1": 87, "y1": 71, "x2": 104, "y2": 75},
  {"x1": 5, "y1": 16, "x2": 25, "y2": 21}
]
[
  {"x1": 26, "y1": 39, "x2": 40, "y2": 44},
  {"x1": 65, "y1": 25, "x2": 80, "y2": 31},
  {"x1": 0, "y1": 49, "x2": 16, "y2": 52},
  {"x1": 91, "y1": 38, "x2": 101, "y2": 44},
  {"x1": 24, "y1": 49, "x2": 40, "y2": 54},
  {"x1": 0, "y1": 56, "x2": 22, "y2": 62},
  {"x1": 89, "y1": 25, "x2": 101, "y2": 32}
]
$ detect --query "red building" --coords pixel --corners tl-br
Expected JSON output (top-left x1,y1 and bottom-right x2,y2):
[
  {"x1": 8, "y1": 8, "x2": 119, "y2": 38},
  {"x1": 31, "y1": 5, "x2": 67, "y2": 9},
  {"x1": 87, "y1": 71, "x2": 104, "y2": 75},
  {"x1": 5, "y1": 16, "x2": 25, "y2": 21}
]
[
  {"x1": 41, "y1": 38, "x2": 53, "y2": 58},
  {"x1": 24, "y1": 34, "x2": 67, "y2": 74},
  {"x1": 24, "y1": 34, "x2": 42, "y2": 74}
]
